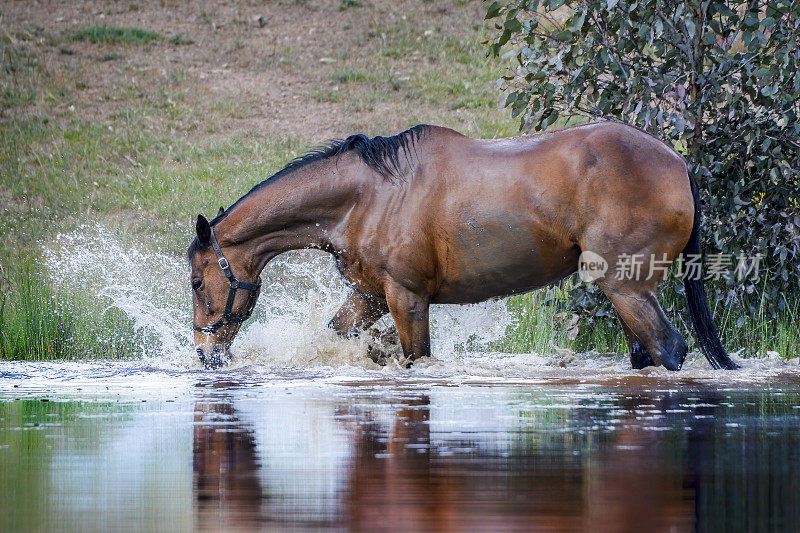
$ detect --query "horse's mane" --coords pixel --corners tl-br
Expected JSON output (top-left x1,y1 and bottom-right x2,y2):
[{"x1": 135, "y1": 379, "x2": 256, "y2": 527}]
[
  {"x1": 188, "y1": 124, "x2": 430, "y2": 258},
  {"x1": 217, "y1": 124, "x2": 428, "y2": 224}
]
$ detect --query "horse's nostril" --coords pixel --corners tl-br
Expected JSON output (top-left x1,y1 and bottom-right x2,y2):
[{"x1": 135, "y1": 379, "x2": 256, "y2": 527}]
[{"x1": 196, "y1": 348, "x2": 206, "y2": 366}]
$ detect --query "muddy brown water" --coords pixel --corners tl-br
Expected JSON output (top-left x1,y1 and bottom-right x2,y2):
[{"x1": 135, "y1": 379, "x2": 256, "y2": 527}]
[{"x1": 2, "y1": 361, "x2": 800, "y2": 532}]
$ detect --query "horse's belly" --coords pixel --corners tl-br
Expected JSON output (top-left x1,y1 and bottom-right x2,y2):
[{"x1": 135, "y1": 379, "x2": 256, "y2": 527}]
[{"x1": 432, "y1": 229, "x2": 579, "y2": 304}]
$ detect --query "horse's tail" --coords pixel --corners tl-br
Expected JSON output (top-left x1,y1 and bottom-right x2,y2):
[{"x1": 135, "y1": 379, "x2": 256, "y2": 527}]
[{"x1": 682, "y1": 170, "x2": 740, "y2": 370}]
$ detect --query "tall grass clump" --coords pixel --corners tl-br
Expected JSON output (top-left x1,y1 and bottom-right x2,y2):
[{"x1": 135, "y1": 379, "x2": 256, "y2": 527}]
[
  {"x1": 500, "y1": 287, "x2": 572, "y2": 354},
  {"x1": 0, "y1": 265, "x2": 144, "y2": 361},
  {"x1": 723, "y1": 293, "x2": 800, "y2": 360},
  {"x1": 500, "y1": 283, "x2": 626, "y2": 356},
  {"x1": 68, "y1": 26, "x2": 161, "y2": 45}
]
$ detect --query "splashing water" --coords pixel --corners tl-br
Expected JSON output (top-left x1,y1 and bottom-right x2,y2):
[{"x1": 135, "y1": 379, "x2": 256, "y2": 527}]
[
  {"x1": 43, "y1": 225, "x2": 514, "y2": 373},
  {"x1": 46, "y1": 226, "x2": 193, "y2": 360}
]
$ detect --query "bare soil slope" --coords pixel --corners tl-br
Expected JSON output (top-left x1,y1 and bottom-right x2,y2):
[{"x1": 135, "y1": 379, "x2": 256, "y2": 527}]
[{"x1": 3, "y1": 0, "x2": 505, "y2": 140}]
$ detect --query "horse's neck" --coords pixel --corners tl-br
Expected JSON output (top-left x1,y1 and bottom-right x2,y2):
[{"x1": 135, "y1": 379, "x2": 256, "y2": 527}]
[{"x1": 214, "y1": 161, "x2": 361, "y2": 270}]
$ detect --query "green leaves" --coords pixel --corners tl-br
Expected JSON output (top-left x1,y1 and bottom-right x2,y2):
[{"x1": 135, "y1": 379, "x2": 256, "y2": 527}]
[
  {"x1": 566, "y1": 10, "x2": 586, "y2": 32},
  {"x1": 483, "y1": 0, "x2": 800, "y2": 319},
  {"x1": 485, "y1": 1, "x2": 503, "y2": 19}
]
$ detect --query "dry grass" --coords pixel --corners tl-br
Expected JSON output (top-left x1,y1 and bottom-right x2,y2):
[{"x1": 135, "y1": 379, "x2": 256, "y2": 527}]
[
  {"x1": 0, "y1": 0, "x2": 517, "y2": 250},
  {"x1": 1, "y1": 0, "x2": 516, "y2": 140}
]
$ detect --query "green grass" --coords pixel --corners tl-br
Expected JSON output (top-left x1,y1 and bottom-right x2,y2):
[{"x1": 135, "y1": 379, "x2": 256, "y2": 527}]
[
  {"x1": 339, "y1": 0, "x2": 362, "y2": 9},
  {"x1": 331, "y1": 70, "x2": 367, "y2": 83},
  {"x1": 500, "y1": 284, "x2": 626, "y2": 356},
  {"x1": 1, "y1": 35, "x2": 39, "y2": 110},
  {"x1": 99, "y1": 52, "x2": 124, "y2": 62},
  {"x1": 501, "y1": 278, "x2": 800, "y2": 360},
  {"x1": 0, "y1": 265, "x2": 143, "y2": 361},
  {"x1": 68, "y1": 25, "x2": 161, "y2": 45},
  {"x1": 717, "y1": 289, "x2": 800, "y2": 360},
  {"x1": 0, "y1": 113, "x2": 310, "y2": 256}
]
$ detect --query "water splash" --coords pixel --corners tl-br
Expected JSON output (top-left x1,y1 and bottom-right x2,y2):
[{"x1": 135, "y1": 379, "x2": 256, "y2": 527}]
[
  {"x1": 43, "y1": 225, "x2": 514, "y2": 372},
  {"x1": 46, "y1": 226, "x2": 194, "y2": 361}
]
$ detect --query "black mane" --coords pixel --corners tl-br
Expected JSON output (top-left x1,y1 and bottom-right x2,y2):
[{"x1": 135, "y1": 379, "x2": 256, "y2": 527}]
[
  {"x1": 188, "y1": 124, "x2": 430, "y2": 259},
  {"x1": 217, "y1": 124, "x2": 428, "y2": 224}
]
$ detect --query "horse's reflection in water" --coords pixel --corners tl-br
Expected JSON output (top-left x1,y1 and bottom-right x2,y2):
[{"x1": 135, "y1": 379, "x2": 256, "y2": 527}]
[
  {"x1": 192, "y1": 388, "x2": 695, "y2": 531},
  {"x1": 582, "y1": 393, "x2": 697, "y2": 533},
  {"x1": 192, "y1": 392, "x2": 267, "y2": 529},
  {"x1": 342, "y1": 395, "x2": 694, "y2": 532}
]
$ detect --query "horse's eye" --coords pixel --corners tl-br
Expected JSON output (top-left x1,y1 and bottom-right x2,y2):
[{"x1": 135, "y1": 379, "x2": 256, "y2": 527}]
[{"x1": 192, "y1": 279, "x2": 203, "y2": 291}]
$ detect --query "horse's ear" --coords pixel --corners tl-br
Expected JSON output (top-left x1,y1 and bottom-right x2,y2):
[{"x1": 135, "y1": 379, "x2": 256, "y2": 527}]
[
  {"x1": 196, "y1": 214, "x2": 211, "y2": 245},
  {"x1": 218, "y1": 206, "x2": 225, "y2": 216}
]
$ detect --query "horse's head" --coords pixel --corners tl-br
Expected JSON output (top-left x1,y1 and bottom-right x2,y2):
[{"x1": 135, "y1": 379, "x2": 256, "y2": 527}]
[{"x1": 188, "y1": 214, "x2": 261, "y2": 369}]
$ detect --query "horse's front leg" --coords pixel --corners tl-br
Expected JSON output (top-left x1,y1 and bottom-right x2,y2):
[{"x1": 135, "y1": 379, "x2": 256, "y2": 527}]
[
  {"x1": 328, "y1": 289, "x2": 397, "y2": 363},
  {"x1": 328, "y1": 289, "x2": 388, "y2": 337},
  {"x1": 384, "y1": 282, "x2": 431, "y2": 365}
]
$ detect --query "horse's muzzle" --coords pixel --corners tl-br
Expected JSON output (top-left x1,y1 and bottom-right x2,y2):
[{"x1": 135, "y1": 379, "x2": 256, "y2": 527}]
[{"x1": 197, "y1": 346, "x2": 229, "y2": 370}]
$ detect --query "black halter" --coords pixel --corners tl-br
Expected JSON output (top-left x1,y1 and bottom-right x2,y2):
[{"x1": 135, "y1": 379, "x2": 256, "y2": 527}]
[{"x1": 193, "y1": 229, "x2": 261, "y2": 335}]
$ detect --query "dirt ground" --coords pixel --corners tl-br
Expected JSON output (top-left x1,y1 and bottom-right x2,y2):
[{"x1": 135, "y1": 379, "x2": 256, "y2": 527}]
[{"x1": 2, "y1": 0, "x2": 495, "y2": 141}]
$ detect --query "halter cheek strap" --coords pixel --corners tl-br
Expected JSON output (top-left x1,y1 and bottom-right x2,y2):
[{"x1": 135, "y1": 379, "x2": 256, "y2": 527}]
[{"x1": 193, "y1": 228, "x2": 261, "y2": 335}]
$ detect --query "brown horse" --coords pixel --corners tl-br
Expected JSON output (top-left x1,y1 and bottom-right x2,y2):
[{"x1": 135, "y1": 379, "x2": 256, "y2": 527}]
[{"x1": 188, "y1": 122, "x2": 739, "y2": 371}]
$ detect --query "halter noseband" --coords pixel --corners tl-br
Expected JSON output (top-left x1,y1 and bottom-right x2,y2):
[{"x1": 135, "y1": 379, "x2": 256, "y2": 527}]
[{"x1": 193, "y1": 228, "x2": 261, "y2": 335}]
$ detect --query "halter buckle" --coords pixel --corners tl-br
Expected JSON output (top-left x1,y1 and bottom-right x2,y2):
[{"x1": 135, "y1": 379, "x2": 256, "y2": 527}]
[{"x1": 218, "y1": 257, "x2": 229, "y2": 270}]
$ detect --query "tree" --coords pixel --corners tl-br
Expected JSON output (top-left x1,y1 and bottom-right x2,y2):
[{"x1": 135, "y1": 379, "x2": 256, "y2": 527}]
[{"x1": 484, "y1": 0, "x2": 800, "y2": 324}]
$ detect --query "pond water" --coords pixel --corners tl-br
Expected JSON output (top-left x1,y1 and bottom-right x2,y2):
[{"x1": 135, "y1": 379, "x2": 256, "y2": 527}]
[{"x1": 2, "y1": 361, "x2": 800, "y2": 532}]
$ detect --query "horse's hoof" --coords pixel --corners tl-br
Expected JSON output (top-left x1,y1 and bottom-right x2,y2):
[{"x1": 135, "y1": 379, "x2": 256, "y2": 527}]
[
  {"x1": 630, "y1": 343, "x2": 655, "y2": 369},
  {"x1": 367, "y1": 345, "x2": 391, "y2": 366},
  {"x1": 657, "y1": 335, "x2": 688, "y2": 371}
]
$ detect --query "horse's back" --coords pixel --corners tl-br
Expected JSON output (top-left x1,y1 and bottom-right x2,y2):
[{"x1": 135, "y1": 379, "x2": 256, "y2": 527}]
[
  {"x1": 395, "y1": 123, "x2": 694, "y2": 303},
  {"x1": 426, "y1": 121, "x2": 693, "y2": 242}
]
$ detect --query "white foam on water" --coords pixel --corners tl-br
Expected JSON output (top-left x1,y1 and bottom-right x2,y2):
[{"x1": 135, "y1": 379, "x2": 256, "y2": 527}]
[{"x1": 36, "y1": 224, "x2": 800, "y2": 384}]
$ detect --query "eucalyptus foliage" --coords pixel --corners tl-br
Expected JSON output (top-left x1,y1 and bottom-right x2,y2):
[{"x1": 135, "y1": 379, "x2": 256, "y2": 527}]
[{"x1": 485, "y1": 0, "x2": 800, "y2": 323}]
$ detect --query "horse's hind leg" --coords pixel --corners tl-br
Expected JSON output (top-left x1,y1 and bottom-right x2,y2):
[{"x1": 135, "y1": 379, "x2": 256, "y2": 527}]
[
  {"x1": 618, "y1": 312, "x2": 655, "y2": 369},
  {"x1": 599, "y1": 279, "x2": 688, "y2": 371},
  {"x1": 384, "y1": 281, "x2": 431, "y2": 365}
]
